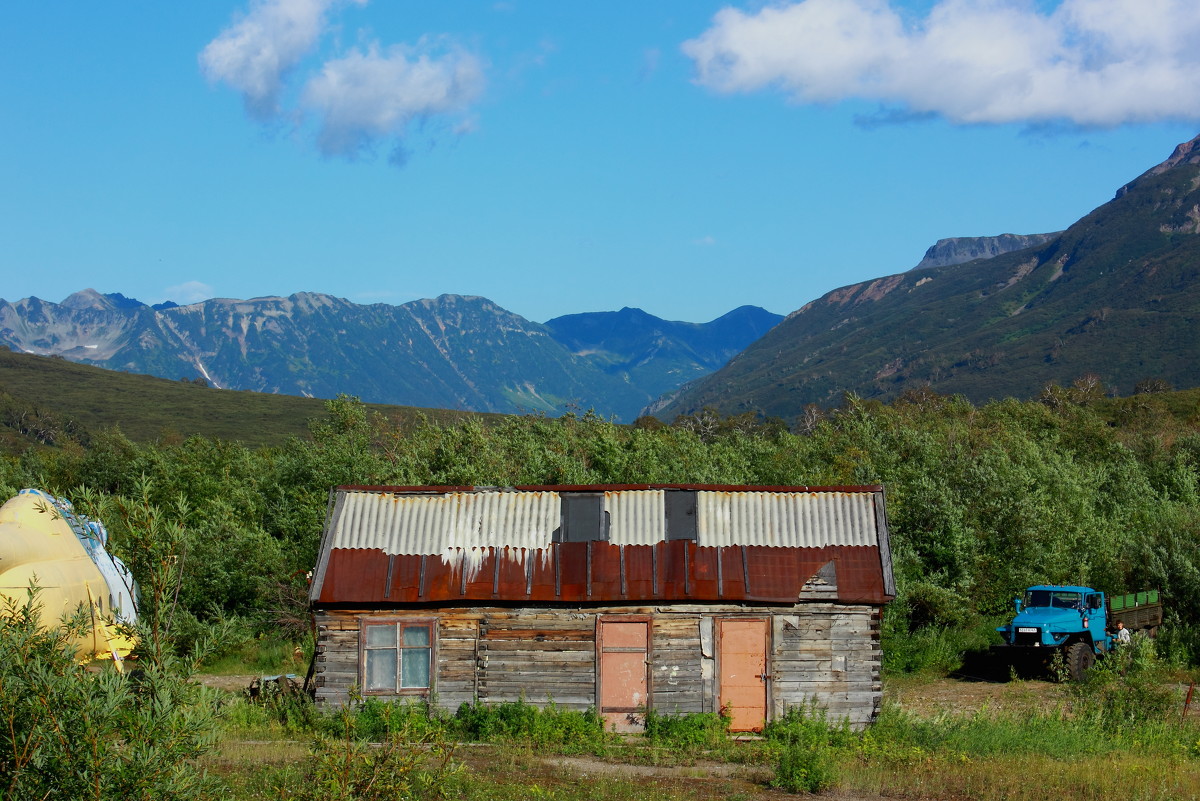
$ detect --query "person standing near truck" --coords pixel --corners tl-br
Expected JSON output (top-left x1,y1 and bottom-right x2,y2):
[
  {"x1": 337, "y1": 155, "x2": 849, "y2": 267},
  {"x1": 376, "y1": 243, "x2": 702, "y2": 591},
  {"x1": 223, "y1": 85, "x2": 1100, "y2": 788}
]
[{"x1": 1115, "y1": 620, "x2": 1131, "y2": 647}]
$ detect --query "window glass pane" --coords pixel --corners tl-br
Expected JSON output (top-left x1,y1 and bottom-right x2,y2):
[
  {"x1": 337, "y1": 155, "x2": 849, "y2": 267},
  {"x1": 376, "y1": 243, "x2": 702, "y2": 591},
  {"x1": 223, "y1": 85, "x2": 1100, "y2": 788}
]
[
  {"x1": 402, "y1": 625, "x2": 430, "y2": 647},
  {"x1": 365, "y1": 649, "x2": 397, "y2": 691},
  {"x1": 365, "y1": 624, "x2": 397, "y2": 648},
  {"x1": 401, "y1": 648, "x2": 430, "y2": 688}
]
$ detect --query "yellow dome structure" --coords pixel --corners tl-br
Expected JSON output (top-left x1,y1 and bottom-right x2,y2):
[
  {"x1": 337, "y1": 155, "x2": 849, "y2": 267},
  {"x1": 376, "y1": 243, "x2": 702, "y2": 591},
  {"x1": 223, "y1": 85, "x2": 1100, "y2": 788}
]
[{"x1": 0, "y1": 490, "x2": 138, "y2": 668}]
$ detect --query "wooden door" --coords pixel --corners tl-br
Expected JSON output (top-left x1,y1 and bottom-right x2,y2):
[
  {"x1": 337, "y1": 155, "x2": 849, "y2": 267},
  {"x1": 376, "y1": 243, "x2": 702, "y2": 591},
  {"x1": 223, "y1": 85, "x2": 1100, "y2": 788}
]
[
  {"x1": 718, "y1": 618, "x2": 768, "y2": 732},
  {"x1": 597, "y1": 619, "x2": 649, "y2": 732}
]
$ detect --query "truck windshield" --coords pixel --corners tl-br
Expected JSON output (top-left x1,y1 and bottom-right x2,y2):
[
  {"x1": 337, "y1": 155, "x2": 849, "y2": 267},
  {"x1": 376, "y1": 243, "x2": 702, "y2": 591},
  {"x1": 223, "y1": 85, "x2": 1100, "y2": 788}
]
[{"x1": 1023, "y1": 590, "x2": 1082, "y2": 609}]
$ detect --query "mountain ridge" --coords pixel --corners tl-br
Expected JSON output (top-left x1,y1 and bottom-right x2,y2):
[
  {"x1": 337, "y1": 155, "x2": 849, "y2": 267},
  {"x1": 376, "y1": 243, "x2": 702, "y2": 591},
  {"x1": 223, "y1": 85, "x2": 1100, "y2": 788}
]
[{"x1": 0, "y1": 291, "x2": 779, "y2": 422}]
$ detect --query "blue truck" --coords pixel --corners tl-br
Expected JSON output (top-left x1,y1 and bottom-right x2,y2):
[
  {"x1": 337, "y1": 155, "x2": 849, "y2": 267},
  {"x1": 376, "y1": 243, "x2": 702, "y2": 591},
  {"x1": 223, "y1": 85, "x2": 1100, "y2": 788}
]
[{"x1": 994, "y1": 585, "x2": 1163, "y2": 680}]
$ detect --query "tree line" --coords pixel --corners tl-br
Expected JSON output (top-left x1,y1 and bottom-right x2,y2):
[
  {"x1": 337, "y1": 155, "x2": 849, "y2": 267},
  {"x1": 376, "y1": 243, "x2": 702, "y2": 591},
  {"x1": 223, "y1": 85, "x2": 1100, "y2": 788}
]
[{"x1": 2, "y1": 387, "x2": 1197, "y2": 671}]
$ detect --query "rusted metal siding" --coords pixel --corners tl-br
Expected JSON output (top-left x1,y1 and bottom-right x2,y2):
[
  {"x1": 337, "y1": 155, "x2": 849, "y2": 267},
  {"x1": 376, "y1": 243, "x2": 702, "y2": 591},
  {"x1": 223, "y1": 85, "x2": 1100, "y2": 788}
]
[{"x1": 312, "y1": 543, "x2": 887, "y2": 605}]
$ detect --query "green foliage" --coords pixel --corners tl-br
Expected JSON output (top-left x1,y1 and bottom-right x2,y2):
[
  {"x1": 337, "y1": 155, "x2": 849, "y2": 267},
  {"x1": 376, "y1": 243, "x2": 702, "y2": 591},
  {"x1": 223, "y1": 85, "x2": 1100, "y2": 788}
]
[
  {"x1": 451, "y1": 699, "x2": 610, "y2": 753},
  {"x1": 764, "y1": 705, "x2": 848, "y2": 793},
  {"x1": 283, "y1": 702, "x2": 461, "y2": 801},
  {"x1": 1069, "y1": 636, "x2": 1179, "y2": 731},
  {"x1": 773, "y1": 740, "x2": 837, "y2": 794},
  {"x1": 0, "y1": 589, "x2": 220, "y2": 800},
  {"x1": 643, "y1": 708, "x2": 730, "y2": 750},
  {"x1": 4, "y1": 389, "x2": 1200, "y2": 680}
]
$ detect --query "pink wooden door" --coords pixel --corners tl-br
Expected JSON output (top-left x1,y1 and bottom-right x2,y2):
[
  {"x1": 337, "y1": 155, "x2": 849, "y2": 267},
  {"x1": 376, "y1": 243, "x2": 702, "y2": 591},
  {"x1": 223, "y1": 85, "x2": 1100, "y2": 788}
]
[
  {"x1": 598, "y1": 620, "x2": 649, "y2": 732},
  {"x1": 719, "y1": 619, "x2": 768, "y2": 732}
]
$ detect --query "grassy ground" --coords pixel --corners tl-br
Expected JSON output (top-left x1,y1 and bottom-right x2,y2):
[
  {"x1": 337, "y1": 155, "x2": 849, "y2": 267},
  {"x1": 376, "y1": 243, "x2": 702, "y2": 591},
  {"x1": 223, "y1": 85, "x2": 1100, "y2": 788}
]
[{"x1": 196, "y1": 668, "x2": 1200, "y2": 801}]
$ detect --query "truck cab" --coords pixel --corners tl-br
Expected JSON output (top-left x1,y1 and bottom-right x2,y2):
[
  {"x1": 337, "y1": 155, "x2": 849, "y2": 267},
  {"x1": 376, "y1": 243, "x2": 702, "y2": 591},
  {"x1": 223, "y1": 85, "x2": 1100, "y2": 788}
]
[
  {"x1": 994, "y1": 585, "x2": 1109, "y2": 680},
  {"x1": 997, "y1": 586, "x2": 1108, "y2": 650}
]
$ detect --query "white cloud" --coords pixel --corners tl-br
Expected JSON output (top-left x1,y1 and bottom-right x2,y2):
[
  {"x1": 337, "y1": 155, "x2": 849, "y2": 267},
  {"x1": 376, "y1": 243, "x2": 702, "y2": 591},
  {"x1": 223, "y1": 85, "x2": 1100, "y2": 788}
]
[
  {"x1": 302, "y1": 41, "x2": 485, "y2": 158},
  {"x1": 200, "y1": 0, "x2": 355, "y2": 119},
  {"x1": 682, "y1": 0, "x2": 1200, "y2": 126},
  {"x1": 162, "y1": 281, "x2": 215, "y2": 305},
  {"x1": 201, "y1": 0, "x2": 484, "y2": 161},
  {"x1": 693, "y1": 235, "x2": 717, "y2": 246}
]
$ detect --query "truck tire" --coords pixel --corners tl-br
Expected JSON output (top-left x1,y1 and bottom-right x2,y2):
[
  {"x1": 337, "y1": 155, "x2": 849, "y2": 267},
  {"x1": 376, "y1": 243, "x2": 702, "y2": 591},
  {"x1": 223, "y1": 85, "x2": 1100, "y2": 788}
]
[{"x1": 1067, "y1": 642, "x2": 1095, "y2": 681}]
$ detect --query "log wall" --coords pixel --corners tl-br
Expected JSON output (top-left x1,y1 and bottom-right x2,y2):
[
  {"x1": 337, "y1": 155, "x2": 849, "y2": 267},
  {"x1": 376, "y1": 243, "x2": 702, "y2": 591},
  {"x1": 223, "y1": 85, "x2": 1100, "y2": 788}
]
[{"x1": 313, "y1": 603, "x2": 882, "y2": 728}]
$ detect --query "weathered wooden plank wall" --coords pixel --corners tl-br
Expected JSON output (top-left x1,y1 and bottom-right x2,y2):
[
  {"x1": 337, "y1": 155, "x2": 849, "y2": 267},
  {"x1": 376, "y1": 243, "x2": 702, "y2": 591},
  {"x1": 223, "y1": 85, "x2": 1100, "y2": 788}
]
[{"x1": 313, "y1": 603, "x2": 882, "y2": 728}]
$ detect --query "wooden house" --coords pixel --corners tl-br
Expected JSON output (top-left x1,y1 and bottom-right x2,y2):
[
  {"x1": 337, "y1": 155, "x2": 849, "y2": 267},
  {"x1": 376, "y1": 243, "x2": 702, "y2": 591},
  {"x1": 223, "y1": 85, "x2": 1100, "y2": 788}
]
[{"x1": 308, "y1": 484, "x2": 895, "y2": 731}]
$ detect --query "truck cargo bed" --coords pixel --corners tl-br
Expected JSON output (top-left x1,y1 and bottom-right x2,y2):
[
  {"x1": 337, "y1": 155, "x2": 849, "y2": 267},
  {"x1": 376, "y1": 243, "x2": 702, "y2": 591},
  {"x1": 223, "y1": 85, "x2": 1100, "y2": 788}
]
[{"x1": 1108, "y1": 591, "x2": 1163, "y2": 632}]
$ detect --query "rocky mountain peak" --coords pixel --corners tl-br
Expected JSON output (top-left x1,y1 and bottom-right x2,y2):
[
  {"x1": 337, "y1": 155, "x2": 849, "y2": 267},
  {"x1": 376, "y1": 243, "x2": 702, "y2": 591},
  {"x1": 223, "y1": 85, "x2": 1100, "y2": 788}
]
[
  {"x1": 914, "y1": 232, "x2": 1061, "y2": 271},
  {"x1": 1117, "y1": 132, "x2": 1200, "y2": 197},
  {"x1": 59, "y1": 289, "x2": 114, "y2": 311},
  {"x1": 1148, "y1": 132, "x2": 1200, "y2": 176}
]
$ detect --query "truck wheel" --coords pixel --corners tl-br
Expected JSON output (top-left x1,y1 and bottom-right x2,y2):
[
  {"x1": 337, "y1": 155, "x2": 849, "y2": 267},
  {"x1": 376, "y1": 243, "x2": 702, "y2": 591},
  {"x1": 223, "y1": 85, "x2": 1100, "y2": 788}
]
[{"x1": 1067, "y1": 642, "x2": 1095, "y2": 681}]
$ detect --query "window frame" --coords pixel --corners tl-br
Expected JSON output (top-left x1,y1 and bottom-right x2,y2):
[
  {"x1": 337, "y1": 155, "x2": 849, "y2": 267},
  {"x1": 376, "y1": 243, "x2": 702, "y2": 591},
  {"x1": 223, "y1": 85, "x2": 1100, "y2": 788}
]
[{"x1": 358, "y1": 617, "x2": 437, "y2": 697}]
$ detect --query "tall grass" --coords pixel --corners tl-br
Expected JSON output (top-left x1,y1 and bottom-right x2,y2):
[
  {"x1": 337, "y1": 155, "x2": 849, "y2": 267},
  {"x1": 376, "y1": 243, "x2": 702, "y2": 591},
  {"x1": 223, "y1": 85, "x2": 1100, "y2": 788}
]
[{"x1": 210, "y1": 647, "x2": 1200, "y2": 801}]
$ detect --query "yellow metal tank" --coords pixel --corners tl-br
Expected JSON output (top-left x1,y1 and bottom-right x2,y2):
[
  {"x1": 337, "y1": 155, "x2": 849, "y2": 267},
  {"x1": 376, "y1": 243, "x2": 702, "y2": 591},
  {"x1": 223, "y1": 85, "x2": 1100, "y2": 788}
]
[{"x1": 0, "y1": 490, "x2": 138, "y2": 665}]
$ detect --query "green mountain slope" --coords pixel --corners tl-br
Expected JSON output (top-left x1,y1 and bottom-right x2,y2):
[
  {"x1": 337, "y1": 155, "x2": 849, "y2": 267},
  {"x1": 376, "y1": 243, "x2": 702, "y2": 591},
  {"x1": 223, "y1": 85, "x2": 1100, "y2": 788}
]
[
  {"x1": 655, "y1": 134, "x2": 1200, "y2": 420},
  {"x1": 0, "y1": 348, "x2": 481, "y2": 449}
]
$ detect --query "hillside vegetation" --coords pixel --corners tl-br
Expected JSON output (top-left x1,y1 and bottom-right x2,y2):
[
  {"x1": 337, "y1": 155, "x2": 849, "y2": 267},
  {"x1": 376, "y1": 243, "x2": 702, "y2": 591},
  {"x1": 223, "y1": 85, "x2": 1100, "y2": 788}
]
[
  {"x1": 3, "y1": 388, "x2": 1199, "y2": 799},
  {"x1": 0, "y1": 348, "x2": 485, "y2": 449},
  {"x1": 1, "y1": 385, "x2": 1198, "y2": 671}
]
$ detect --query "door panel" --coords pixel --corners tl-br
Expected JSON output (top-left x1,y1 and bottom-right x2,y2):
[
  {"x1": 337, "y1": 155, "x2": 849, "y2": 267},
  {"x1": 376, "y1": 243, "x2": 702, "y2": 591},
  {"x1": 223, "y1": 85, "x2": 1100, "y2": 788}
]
[
  {"x1": 718, "y1": 619, "x2": 768, "y2": 732},
  {"x1": 598, "y1": 620, "x2": 649, "y2": 732}
]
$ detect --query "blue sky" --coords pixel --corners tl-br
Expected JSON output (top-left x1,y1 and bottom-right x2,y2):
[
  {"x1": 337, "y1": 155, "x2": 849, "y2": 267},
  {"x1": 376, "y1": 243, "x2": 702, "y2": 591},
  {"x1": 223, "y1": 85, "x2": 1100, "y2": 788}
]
[{"x1": 2, "y1": 1, "x2": 1198, "y2": 324}]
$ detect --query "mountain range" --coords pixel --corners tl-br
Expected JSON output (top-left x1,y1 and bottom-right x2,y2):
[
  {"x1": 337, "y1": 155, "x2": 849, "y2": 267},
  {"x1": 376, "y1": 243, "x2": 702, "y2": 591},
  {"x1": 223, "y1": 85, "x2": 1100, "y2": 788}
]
[
  {"x1": 0, "y1": 291, "x2": 781, "y2": 422},
  {"x1": 6, "y1": 134, "x2": 1199, "y2": 427},
  {"x1": 656, "y1": 133, "x2": 1200, "y2": 421}
]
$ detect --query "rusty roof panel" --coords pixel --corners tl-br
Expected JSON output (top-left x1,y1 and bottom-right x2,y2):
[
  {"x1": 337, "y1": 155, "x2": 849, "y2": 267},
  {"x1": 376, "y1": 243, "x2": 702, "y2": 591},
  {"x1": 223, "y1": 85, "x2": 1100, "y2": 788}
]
[{"x1": 312, "y1": 543, "x2": 891, "y2": 606}]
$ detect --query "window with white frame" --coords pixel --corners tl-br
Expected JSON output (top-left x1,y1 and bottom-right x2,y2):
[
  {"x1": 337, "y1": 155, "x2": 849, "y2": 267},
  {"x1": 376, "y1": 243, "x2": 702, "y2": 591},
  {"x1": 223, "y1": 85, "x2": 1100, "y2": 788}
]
[{"x1": 361, "y1": 619, "x2": 434, "y2": 694}]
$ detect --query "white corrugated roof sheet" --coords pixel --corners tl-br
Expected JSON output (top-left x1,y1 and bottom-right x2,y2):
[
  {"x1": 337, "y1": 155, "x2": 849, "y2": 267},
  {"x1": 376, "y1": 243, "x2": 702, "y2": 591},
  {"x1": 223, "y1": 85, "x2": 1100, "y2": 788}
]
[
  {"x1": 696, "y1": 491, "x2": 876, "y2": 547},
  {"x1": 328, "y1": 488, "x2": 880, "y2": 554}
]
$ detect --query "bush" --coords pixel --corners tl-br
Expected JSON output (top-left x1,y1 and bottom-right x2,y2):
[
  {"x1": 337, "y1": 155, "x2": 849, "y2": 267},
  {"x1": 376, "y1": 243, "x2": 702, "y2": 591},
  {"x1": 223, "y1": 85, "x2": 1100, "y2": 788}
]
[
  {"x1": 773, "y1": 740, "x2": 837, "y2": 794},
  {"x1": 643, "y1": 708, "x2": 730, "y2": 749},
  {"x1": 765, "y1": 704, "x2": 848, "y2": 794},
  {"x1": 285, "y1": 707, "x2": 461, "y2": 801},
  {"x1": 0, "y1": 589, "x2": 219, "y2": 800},
  {"x1": 1070, "y1": 636, "x2": 1179, "y2": 730},
  {"x1": 450, "y1": 699, "x2": 610, "y2": 752}
]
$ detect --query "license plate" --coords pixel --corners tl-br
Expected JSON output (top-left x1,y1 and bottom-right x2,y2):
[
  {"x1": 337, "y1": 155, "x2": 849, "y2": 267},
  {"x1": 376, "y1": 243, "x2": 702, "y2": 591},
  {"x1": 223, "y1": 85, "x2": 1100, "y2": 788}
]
[{"x1": 1017, "y1": 628, "x2": 1039, "y2": 634}]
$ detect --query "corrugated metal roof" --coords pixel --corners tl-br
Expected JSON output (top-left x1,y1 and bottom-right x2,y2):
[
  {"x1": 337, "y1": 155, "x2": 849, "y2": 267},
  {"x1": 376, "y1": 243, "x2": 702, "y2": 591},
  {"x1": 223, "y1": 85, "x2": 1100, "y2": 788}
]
[
  {"x1": 310, "y1": 485, "x2": 895, "y2": 607},
  {"x1": 328, "y1": 487, "x2": 879, "y2": 553},
  {"x1": 697, "y1": 491, "x2": 876, "y2": 547},
  {"x1": 330, "y1": 490, "x2": 560, "y2": 554}
]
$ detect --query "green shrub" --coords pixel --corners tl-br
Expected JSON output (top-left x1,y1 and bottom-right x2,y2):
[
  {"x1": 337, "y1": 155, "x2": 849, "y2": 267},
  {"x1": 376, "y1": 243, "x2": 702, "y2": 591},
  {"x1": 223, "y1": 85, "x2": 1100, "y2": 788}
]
[
  {"x1": 284, "y1": 707, "x2": 461, "y2": 801},
  {"x1": 0, "y1": 589, "x2": 220, "y2": 800},
  {"x1": 764, "y1": 703, "x2": 853, "y2": 749},
  {"x1": 1070, "y1": 636, "x2": 1179, "y2": 731},
  {"x1": 765, "y1": 704, "x2": 848, "y2": 793},
  {"x1": 450, "y1": 699, "x2": 609, "y2": 752},
  {"x1": 773, "y1": 740, "x2": 837, "y2": 794},
  {"x1": 643, "y1": 708, "x2": 730, "y2": 749},
  {"x1": 340, "y1": 697, "x2": 446, "y2": 742}
]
